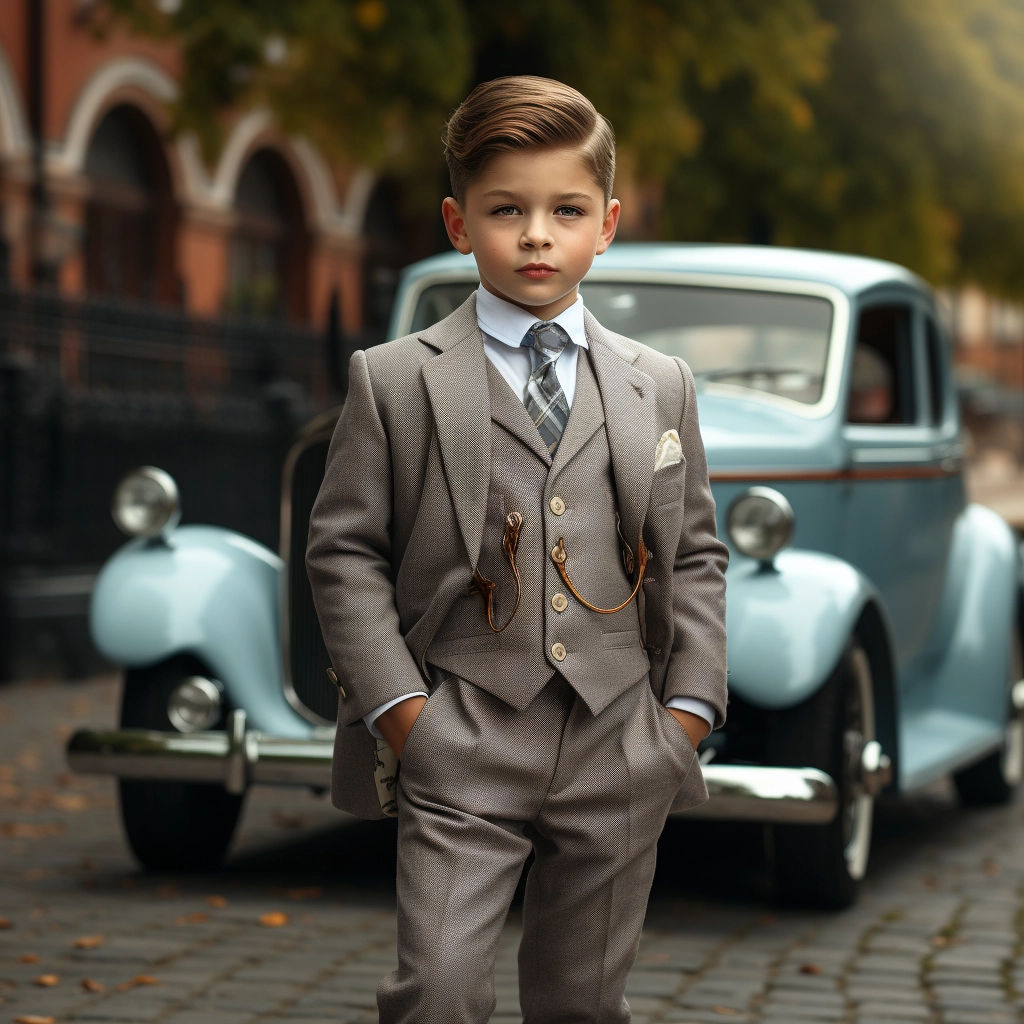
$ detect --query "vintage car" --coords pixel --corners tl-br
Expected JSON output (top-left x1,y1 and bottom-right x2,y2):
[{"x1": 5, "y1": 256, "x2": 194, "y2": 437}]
[{"x1": 68, "y1": 244, "x2": 1024, "y2": 909}]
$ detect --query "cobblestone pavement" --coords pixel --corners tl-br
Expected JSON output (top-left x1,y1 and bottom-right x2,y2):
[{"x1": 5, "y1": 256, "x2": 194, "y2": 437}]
[{"x1": 3, "y1": 674, "x2": 1024, "y2": 1024}]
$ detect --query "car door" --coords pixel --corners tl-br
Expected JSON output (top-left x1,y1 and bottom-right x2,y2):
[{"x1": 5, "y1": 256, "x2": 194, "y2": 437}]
[{"x1": 841, "y1": 291, "x2": 964, "y2": 674}]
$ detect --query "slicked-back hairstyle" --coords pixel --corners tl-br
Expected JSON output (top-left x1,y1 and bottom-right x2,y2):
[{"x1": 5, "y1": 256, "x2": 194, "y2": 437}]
[{"x1": 443, "y1": 76, "x2": 616, "y2": 205}]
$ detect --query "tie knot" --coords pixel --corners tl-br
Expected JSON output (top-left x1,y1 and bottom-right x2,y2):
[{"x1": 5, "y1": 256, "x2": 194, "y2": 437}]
[{"x1": 523, "y1": 321, "x2": 571, "y2": 359}]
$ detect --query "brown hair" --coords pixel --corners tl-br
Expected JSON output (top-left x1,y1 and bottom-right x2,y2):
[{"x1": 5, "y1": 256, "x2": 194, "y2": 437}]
[{"x1": 443, "y1": 76, "x2": 616, "y2": 205}]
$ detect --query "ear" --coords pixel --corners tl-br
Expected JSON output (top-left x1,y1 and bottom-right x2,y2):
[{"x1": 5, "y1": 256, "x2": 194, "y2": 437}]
[
  {"x1": 595, "y1": 198, "x2": 620, "y2": 256},
  {"x1": 441, "y1": 197, "x2": 473, "y2": 255}
]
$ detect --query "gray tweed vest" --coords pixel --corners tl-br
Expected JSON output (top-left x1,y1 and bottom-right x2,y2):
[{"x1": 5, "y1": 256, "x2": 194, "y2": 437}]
[{"x1": 425, "y1": 349, "x2": 650, "y2": 715}]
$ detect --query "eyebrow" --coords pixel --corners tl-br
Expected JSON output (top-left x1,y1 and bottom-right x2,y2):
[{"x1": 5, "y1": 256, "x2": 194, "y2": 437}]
[{"x1": 481, "y1": 189, "x2": 595, "y2": 202}]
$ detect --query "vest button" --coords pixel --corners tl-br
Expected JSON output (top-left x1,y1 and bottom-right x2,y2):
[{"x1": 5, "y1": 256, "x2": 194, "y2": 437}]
[
  {"x1": 549, "y1": 496, "x2": 565, "y2": 515},
  {"x1": 551, "y1": 593, "x2": 568, "y2": 612},
  {"x1": 551, "y1": 642, "x2": 567, "y2": 662}
]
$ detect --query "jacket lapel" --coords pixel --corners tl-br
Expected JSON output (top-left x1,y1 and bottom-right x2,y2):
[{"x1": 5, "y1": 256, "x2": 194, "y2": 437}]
[
  {"x1": 420, "y1": 295, "x2": 491, "y2": 571},
  {"x1": 585, "y1": 310, "x2": 657, "y2": 553}
]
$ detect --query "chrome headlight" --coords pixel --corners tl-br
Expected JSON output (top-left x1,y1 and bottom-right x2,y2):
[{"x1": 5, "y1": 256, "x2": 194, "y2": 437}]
[
  {"x1": 111, "y1": 466, "x2": 181, "y2": 538},
  {"x1": 167, "y1": 676, "x2": 223, "y2": 733},
  {"x1": 727, "y1": 486, "x2": 794, "y2": 562}
]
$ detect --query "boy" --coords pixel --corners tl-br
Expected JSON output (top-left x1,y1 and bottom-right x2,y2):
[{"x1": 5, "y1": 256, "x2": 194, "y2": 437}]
[{"x1": 306, "y1": 76, "x2": 728, "y2": 1023}]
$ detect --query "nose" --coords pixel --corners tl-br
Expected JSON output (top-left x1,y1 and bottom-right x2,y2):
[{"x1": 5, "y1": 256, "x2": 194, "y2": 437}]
[{"x1": 520, "y1": 212, "x2": 553, "y2": 250}]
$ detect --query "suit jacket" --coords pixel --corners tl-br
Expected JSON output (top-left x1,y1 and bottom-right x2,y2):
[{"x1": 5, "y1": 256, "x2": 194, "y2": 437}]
[{"x1": 306, "y1": 294, "x2": 729, "y2": 819}]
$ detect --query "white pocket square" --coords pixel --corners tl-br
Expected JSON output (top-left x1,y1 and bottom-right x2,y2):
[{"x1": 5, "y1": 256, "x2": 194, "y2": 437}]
[{"x1": 655, "y1": 429, "x2": 682, "y2": 472}]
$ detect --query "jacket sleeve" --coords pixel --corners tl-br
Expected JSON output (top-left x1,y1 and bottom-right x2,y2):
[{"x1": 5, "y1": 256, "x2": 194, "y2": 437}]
[
  {"x1": 662, "y1": 357, "x2": 730, "y2": 729},
  {"x1": 305, "y1": 349, "x2": 428, "y2": 727}
]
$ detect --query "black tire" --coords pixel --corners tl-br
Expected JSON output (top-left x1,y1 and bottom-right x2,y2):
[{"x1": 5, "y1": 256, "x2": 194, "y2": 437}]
[
  {"x1": 953, "y1": 630, "x2": 1023, "y2": 807},
  {"x1": 767, "y1": 640, "x2": 876, "y2": 910},
  {"x1": 119, "y1": 655, "x2": 244, "y2": 871}
]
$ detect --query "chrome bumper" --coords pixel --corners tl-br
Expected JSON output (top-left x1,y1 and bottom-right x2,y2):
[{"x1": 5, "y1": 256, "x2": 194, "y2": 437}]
[{"x1": 68, "y1": 711, "x2": 838, "y2": 824}]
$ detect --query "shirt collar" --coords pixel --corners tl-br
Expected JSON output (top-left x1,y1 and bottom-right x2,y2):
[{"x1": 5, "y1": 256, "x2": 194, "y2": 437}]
[{"x1": 475, "y1": 285, "x2": 589, "y2": 351}]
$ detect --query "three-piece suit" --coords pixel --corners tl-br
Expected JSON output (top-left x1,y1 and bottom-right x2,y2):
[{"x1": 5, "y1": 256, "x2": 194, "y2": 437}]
[{"x1": 306, "y1": 293, "x2": 728, "y2": 1022}]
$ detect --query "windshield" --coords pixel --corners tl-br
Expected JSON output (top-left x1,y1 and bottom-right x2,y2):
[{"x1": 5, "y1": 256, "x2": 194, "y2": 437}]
[{"x1": 408, "y1": 281, "x2": 834, "y2": 406}]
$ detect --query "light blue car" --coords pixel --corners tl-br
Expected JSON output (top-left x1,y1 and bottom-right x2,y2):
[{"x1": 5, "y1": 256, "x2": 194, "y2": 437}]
[{"x1": 69, "y1": 244, "x2": 1023, "y2": 910}]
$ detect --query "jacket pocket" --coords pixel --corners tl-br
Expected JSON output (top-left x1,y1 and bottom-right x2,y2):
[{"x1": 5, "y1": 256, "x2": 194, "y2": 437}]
[{"x1": 650, "y1": 458, "x2": 685, "y2": 507}]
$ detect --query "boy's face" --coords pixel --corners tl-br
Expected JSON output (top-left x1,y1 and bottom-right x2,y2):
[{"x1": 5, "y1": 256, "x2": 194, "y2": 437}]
[{"x1": 441, "y1": 147, "x2": 620, "y2": 321}]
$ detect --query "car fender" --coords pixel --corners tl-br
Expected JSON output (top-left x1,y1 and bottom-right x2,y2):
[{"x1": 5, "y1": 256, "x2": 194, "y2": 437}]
[
  {"x1": 90, "y1": 525, "x2": 313, "y2": 738},
  {"x1": 726, "y1": 549, "x2": 883, "y2": 709},
  {"x1": 906, "y1": 503, "x2": 1018, "y2": 723}
]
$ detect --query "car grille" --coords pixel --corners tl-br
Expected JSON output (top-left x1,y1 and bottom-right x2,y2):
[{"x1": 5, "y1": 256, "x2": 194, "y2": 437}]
[{"x1": 284, "y1": 434, "x2": 336, "y2": 722}]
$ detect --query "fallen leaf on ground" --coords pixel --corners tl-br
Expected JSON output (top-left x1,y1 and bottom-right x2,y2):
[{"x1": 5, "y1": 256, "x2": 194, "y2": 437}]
[
  {"x1": 799, "y1": 963, "x2": 823, "y2": 974},
  {"x1": 73, "y1": 935, "x2": 104, "y2": 949},
  {"x1": 16, "y1": 750, "x2": 41, "y2": 772},
  {"x1": 0, "y1": 822, "x2": 65, "y2": 839},
  {"x1": 116, "y1": 975, "x2": 159, "y2": 991},
  {"x1": 175, "y1": 912, "x2": 209, "y2": 925},
  {"x1": 0, "y1": 917, "x2": 12, "y2": 929},
  {"x1": 14, "y1": 1015, "x2": 55, "y2": 1024},
  {"x1": 47, "y1": 793, "x2": 87, "y2": 812},
  {"x1": 711, "y1": 1008, "x2": 739, "y2": 1017},
  {"x1": 285, "y1": 887, "x2": 322, "y2": 901},
  {"x1": 32, "y1": 974, "x2": 59, "y2": 987},
  {"x1": 80, "y1": 978, "x2": 104, "y2": 992},
  {"x1": 53, "y1": 773, "x2": 75, "y2": 788},
  {"x1": 17, "y1": 954, "x2": 40, "y2": 963},
  {"x1": 259, "y1": 912, "x2": 289, "y2": 928},
  {"x1": 0, "y1": 781, "x2": 20, "y2": 799},
  {"x1": 205, "y1": 895, "x2": 227, "y2": 908}
]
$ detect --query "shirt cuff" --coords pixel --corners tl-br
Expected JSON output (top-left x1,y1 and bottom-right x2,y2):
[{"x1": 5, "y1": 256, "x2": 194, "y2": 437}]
[
  {"x1": 363, "y1": 692, "x2": 429, "y2": 739},
  {"x1": 665, "y1": 696, "x2": 716, "y2": 731}
]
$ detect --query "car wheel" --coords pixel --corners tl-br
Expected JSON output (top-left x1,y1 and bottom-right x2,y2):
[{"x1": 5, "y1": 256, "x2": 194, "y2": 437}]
[
  {"x1": 953, "y1": 629, "x2": 1024, "y2": 807},
  {"x1": 118, "y1": 655, "x2": 244, "y2": 871},
  {"x1": 767, "y1": 639, "x2": 878, "y2": 909}
]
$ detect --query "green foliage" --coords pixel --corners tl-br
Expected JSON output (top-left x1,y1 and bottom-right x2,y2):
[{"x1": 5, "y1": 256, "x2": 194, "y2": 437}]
[
  {"x1": 104, "y1": 0, "x2": 1024, "y2": 294},
  {"x1": 662, "y1": 0, "x2": 1024, "y2": 294}
]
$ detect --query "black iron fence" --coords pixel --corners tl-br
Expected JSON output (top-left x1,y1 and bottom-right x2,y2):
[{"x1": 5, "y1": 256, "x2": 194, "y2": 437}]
[{"x1": 0, "y1": 286, "x2": 335, "y2": 678}]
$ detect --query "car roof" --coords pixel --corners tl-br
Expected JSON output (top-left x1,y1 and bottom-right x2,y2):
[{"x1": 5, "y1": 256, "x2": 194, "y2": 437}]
[{"x1": 398, "y1": 243, "x2": 929, "y2": 299}]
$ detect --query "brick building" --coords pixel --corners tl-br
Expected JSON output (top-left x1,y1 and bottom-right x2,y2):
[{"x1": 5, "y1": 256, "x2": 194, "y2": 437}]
[{"x1": 0, "y1": 0, "x2": 424, "y2": 343}]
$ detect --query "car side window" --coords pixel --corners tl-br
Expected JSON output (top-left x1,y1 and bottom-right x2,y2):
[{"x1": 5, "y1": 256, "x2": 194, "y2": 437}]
[
  {"x1": 848, "y1": 304, "x2": 916, "y2": 424},
  {"x1": 924, "y1": 317, "x2": 945, "y2": 426}
]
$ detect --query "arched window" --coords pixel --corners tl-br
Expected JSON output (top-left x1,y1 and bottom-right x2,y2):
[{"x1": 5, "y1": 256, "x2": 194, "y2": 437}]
[
  {"x1": 84, "y1": 105, "x2": 176, "y2": 302},
  {"x1": 229, "y1": 150, "x2": 308, "y2": 321}
]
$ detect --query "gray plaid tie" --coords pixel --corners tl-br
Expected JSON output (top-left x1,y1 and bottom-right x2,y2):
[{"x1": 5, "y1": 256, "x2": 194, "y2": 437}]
[{"x1": 521, "y1": 321, "x2": 571, "y2": 454}]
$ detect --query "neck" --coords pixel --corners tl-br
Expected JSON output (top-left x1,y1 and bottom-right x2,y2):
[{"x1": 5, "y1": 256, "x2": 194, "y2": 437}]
[{"x1": 479, "y1": 276, "x2": 579, "y2": 321}]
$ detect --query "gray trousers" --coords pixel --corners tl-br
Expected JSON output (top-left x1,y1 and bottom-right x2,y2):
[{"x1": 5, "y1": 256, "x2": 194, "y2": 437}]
[{"x1": 377, "y1": 673, "x2": 697, "y2": 1023}]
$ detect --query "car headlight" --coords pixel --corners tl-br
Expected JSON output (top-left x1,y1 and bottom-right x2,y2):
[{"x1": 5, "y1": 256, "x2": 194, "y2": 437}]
[
  {"x1": 727, "y1": 486, "x2": 794, "y2": 562},
  {"x1": 167, "y1": 676, "x2": 223, "y2": 733},
  {"x1": 111, "y1": 466, "x2": 181, "y2": 538}
]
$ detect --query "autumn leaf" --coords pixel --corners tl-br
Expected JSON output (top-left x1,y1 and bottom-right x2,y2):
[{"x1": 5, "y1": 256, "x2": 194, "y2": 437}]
[
  {"x1": 799, "y1": 963, "x2": 823, "y2": 974},
  {"x1": 116, "y1": 975, "x2": 159, "y2": 991},
  {"x1": 81, "y1": 978, "x2": 105, "y2": 992},
  {"x1": 711, "y1": 1008, "x2": 739, "y2": 1017},
  {"x1": 259, "y1": 911, "x2": 289, "y2": 928},
  {"x1": 14, "y1": 1016, "x2": 55, "y2": 1024},
  {"x1": 285, "y1": 887, "x2": 322, "y2": 901},
  {"x1": 17, "y1": 954, "x2": 40, "y2": 963},
  {"x1": 33, "y1": 974, "x2": 59, "y2": 986},
  {"x1": 0, "y1": 822, "x2": 66, "y2": 839},
  {"x1": 205, "y1": 895, "x2": 227, "y2": 908},
  {"x1": 0, "y1": 917, "x2": 12, "y2": 928},
  {"x1": 175, "y1": 912, "x2": 209, "y2": 925},
  {"x1": 48, "y1": 793, "x2": 88, "y2": 812},
  {"x1": 73, "y1": 935, "x2": 104, "y2": 949}
]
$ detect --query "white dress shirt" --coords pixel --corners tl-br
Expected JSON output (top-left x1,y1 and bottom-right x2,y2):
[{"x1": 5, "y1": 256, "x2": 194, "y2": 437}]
[{"x1": 363, "y1": 286, "x2": 715, "y2": 737}]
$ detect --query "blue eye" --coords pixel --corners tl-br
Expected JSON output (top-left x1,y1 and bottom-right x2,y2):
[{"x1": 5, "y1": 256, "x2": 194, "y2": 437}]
[
  {"x1": 556, "y1": 206, "x2": 584, "y2": 217},
  {"x1": 492, "y1": 205, "x2": 519, "y2": 216}
]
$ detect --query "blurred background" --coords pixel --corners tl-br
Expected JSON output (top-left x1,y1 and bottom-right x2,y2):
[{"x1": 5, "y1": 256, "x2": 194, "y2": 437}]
[{"x1": 2, "y1": 0, "x2": 1024, "y2": 682}]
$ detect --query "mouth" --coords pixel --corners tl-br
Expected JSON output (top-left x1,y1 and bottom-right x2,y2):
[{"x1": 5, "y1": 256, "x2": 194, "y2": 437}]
[{"x1": 516, "y1": 264, "x2": 557, "y2": 280}]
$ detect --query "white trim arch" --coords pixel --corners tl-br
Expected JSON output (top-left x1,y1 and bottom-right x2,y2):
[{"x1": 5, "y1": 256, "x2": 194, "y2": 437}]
[
  {"x1": 0, "y1": 44, "x2": 30, "y2": 162},
  {"x1": 47, "y1": 56, "x2": 179, "y2": 177}
]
